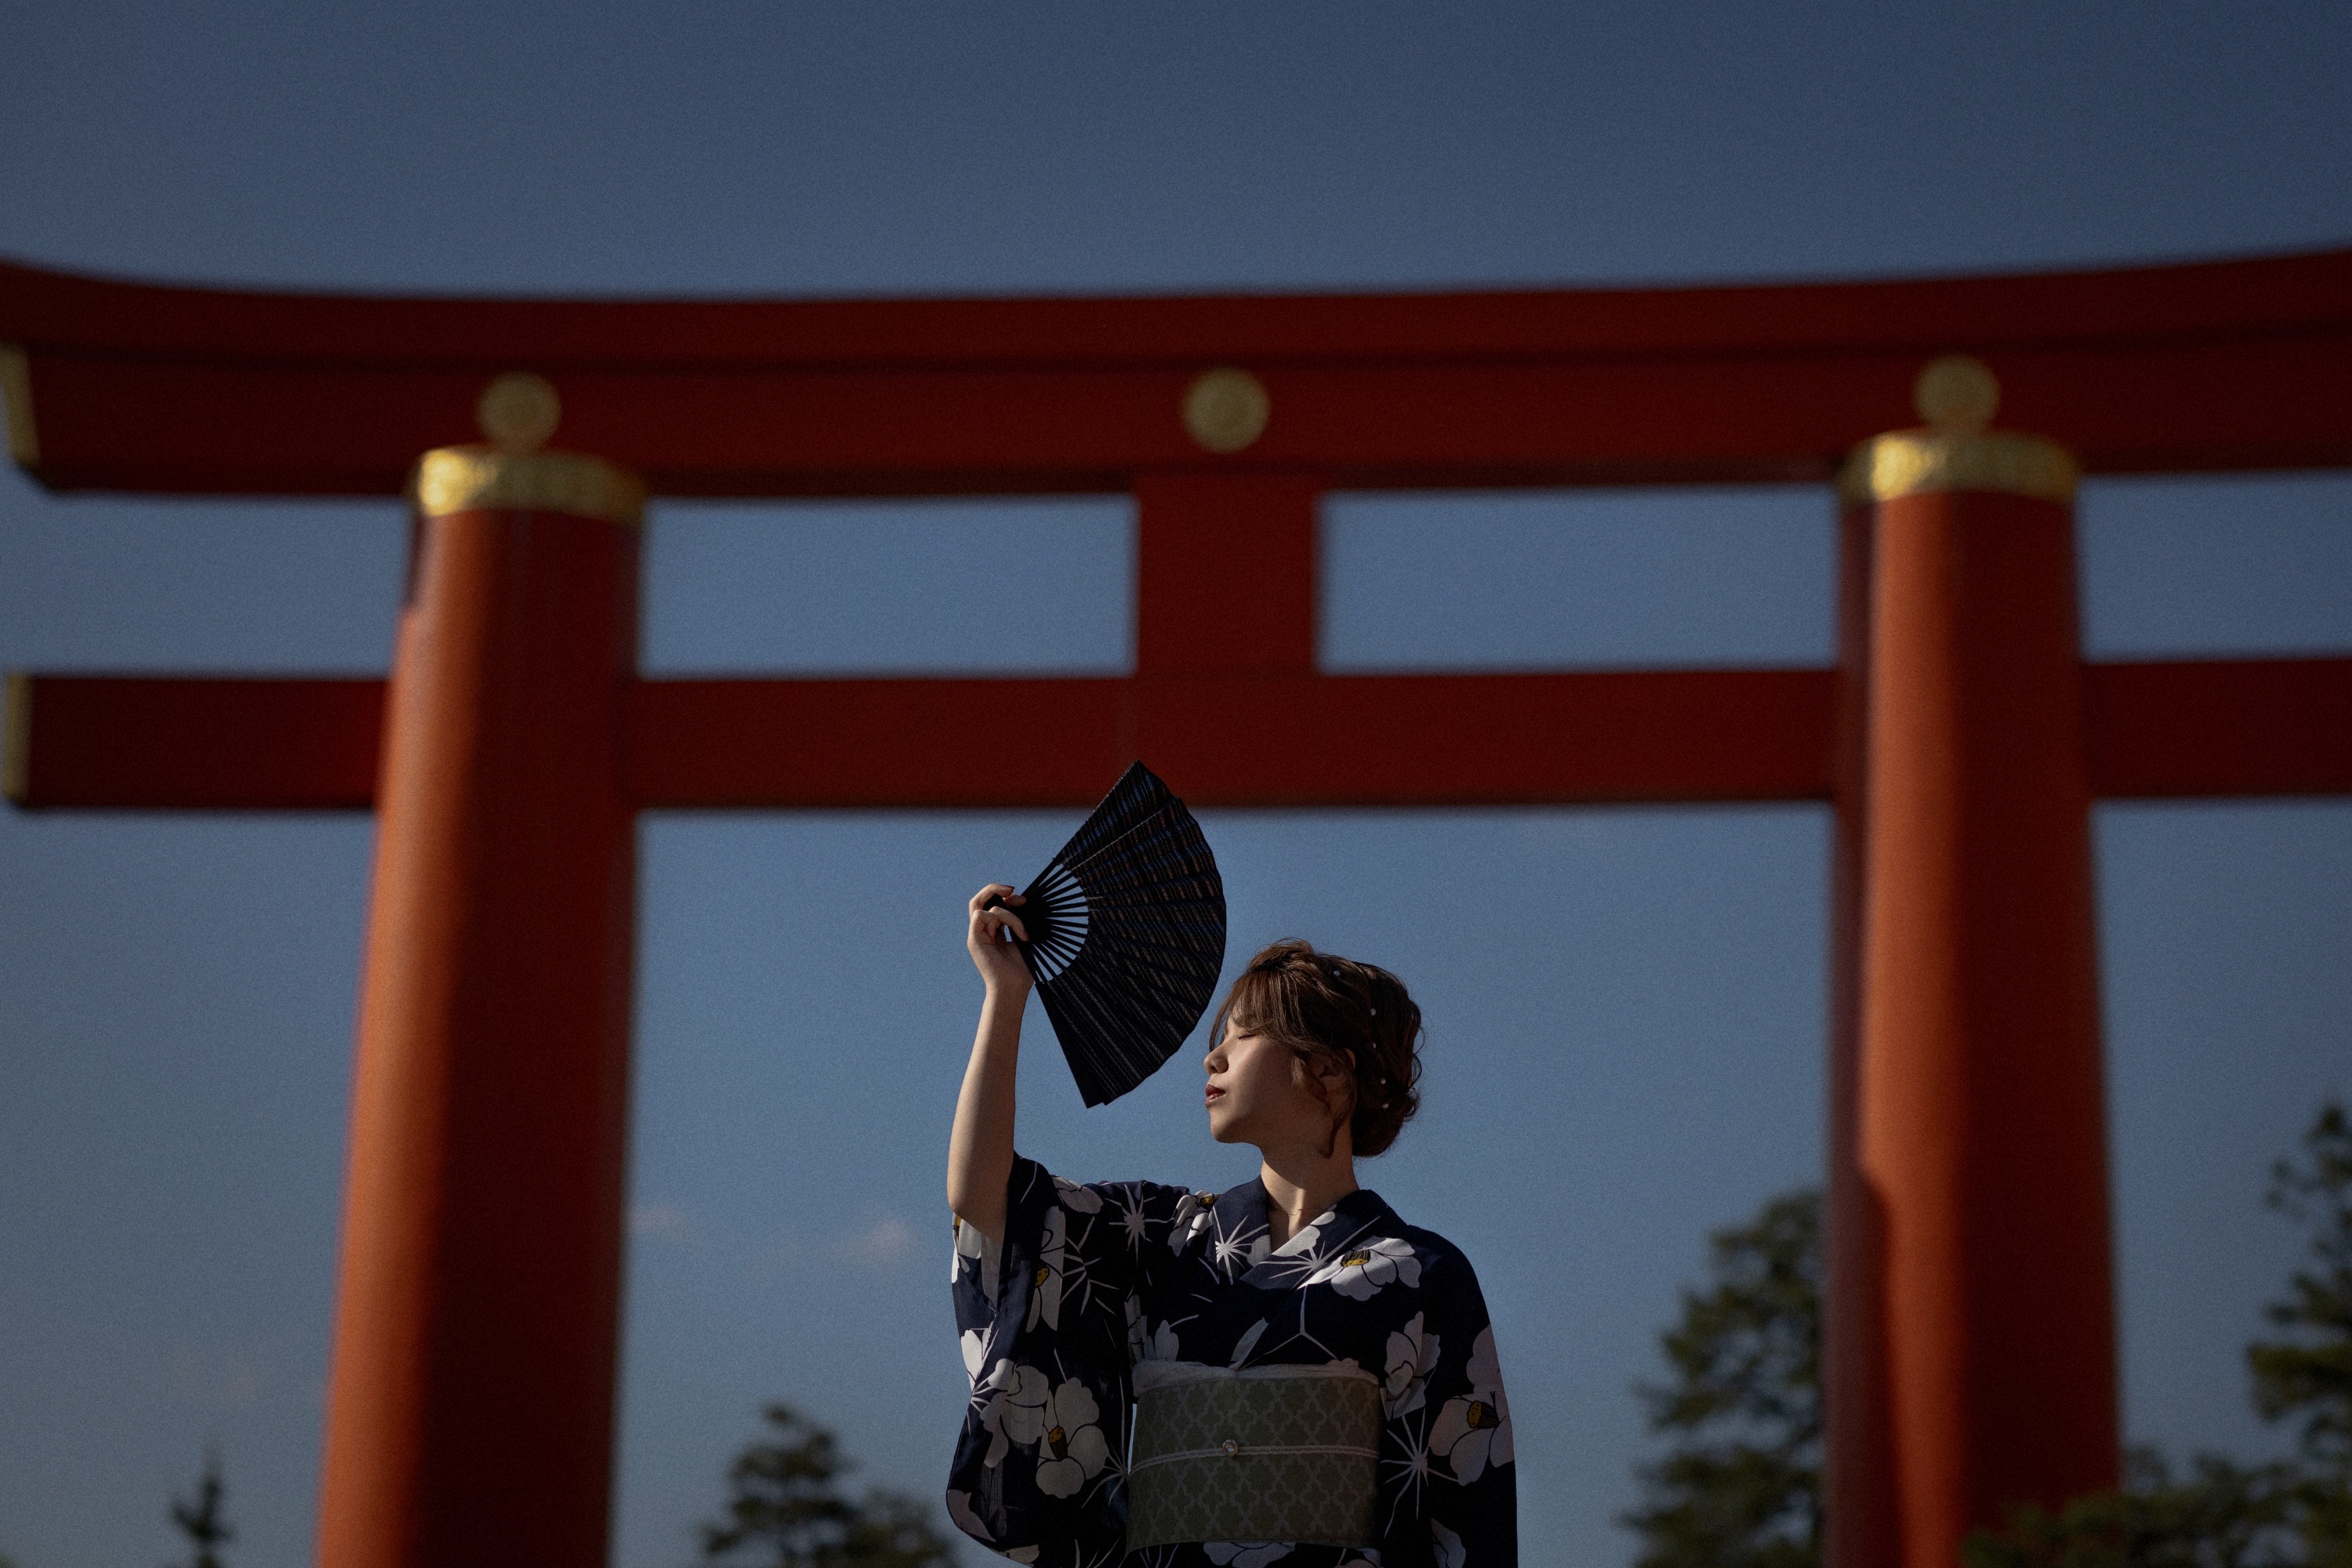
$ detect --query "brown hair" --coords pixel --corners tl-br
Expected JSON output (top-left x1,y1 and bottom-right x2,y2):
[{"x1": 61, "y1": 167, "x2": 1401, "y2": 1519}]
[{"x1": 1209, "y1": 939, "x2": 1425, "y2": 1157}]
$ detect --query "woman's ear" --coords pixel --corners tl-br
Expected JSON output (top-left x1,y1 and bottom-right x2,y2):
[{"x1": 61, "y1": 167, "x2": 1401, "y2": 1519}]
[{"x1": 1319, "y1": 1051, "x2": 1359, "y2": 1105}]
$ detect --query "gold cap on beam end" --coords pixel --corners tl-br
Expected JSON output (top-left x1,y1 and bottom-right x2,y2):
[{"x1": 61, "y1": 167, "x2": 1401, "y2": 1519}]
[
  {"x1": 1, "y1": 344, "x2": 37, "y2": 467},
  {"x1": 4, "y1": 672, "x2": 31, "y2": 805},
  {"x1": 1839, "y1": 354, "x2": 2078, "y2": 506}
]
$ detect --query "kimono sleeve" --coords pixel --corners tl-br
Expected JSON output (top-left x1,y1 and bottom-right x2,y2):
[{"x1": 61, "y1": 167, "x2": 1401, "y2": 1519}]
[
  {"x1": 1406, "y1": 1251, "x2": 1517, "y2": 1567},
  {"x1": 946, "y1": 1154, "x2": 1193, "y2": 1563}
]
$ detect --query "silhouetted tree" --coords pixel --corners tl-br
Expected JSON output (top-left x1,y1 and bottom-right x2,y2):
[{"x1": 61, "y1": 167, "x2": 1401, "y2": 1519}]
[
  {"x1": 1624, "y1": 1189, "x2": 1823, "y2": 1568},
  {"x1": 1960, "y1": 1448, "x2": 2301, "y2": 1568},
  {"x1": 169, "y1": 1449, "x2": 234, "y2": 1568},
  {"x1": 700, "y1": 1403, "x2": 955, "y2": 1568},
  {"x1": 2252, "y1": 1103, "x2": 2352, "y2": 1472},
  {"x1": 1967, "y1": 1099, "x2": 2352, "y2": 1568}
]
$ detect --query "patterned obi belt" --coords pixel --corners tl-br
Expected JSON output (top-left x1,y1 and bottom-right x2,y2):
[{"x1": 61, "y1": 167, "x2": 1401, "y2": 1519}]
[{"x1": 1127, "y1": 1361, "x2": 1381, "y2": 1550}]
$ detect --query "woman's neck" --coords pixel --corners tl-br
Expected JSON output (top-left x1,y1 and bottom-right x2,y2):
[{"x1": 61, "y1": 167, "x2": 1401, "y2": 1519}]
[{"x1": 1258, "y1": 1145, "x2": 1359, "y2": 1248}]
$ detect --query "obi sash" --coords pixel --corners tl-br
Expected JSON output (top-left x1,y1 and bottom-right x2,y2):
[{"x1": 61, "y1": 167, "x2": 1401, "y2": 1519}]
[{"x1": 1126, "y1": 1361, "x2": 1381, "y2": 1550}]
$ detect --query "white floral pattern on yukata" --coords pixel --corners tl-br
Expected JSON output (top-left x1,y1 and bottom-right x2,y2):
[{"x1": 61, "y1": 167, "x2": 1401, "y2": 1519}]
[{"x1": 949, "y1": 1156, "x2": 1517, "y2": 1568}]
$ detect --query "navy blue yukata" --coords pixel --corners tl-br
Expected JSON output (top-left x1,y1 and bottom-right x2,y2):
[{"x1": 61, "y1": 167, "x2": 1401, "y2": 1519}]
[{"x1": 948, "y1": 1156, "x2": 1517, "y2": 1568}]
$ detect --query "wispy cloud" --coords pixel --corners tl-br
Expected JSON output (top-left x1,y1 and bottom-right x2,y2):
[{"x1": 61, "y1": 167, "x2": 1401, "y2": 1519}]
[
  {"x1": 833, "y1": 1214, "x2": 917, "y2": 1267},
  {"x1": 170, "y1": 1351, "x2": 263, "y2": 1411},
  {"x1": 630, "y1": 1202, "x2": 693, "y2": 1240}
]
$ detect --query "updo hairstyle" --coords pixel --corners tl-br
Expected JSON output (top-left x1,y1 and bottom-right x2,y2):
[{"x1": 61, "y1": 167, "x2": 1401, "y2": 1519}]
[{"x1": 1209, "y1": 939, "x2": 1424, "y2": 1156}]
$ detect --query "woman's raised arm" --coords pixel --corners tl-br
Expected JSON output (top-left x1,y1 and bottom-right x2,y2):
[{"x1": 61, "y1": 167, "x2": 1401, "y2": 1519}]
[{"x1": 946, "y1": 884, "x2": 1032, "y2": 1240}]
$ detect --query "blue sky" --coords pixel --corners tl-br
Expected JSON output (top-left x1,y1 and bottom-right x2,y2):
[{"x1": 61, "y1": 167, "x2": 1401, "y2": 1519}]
[{"x1": 2, "y1": 7, "x2": 2350, "y2": 1568}]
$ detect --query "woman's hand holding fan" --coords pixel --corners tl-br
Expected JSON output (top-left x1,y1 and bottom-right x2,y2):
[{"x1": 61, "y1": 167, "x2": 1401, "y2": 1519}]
[{"x1": 966, "y1": 883, "x2": 1035, "y2": 999}]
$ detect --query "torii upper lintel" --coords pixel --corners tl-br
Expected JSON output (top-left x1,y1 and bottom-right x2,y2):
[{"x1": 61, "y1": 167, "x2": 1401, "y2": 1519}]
[{"x1": 3, "y1": 245, "x2": 2350, "y2": 496}]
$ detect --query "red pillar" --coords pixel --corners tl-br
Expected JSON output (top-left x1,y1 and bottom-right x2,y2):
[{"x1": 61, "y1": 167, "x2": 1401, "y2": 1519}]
[
  {"x1": 1827, "y1": 365, "x2": 2118, "y2": 1568},
  {"x1": 317, "y1": 413, "x2": 645, "y2": 1568}
]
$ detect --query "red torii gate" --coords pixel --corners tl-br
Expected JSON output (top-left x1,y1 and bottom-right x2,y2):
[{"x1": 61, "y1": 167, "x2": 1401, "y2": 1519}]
[{"x1": 5, "y1": 248, "x2": 2350, "y2": 1568}]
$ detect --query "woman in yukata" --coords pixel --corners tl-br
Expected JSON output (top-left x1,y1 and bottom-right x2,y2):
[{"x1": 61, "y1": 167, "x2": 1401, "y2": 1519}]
[{"x1": 946, "y1": 884, "x2": 1518, "y2": 1568}]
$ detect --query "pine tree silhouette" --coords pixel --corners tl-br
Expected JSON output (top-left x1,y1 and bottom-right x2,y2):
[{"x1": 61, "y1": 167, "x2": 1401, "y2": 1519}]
[
  {"x1": 700, "y1": 1404, "x2": 954, "y2": 1568},
  {"x1": 169, "y1": 1449, "x2": 234, "y2": 1568},
  {"x1": 1965, "y1": 1097, "x2": 2352, "y2": 1568},
  {"x1": 1624, "y1": 1189, "x2": 1823, "y2": 1568}
]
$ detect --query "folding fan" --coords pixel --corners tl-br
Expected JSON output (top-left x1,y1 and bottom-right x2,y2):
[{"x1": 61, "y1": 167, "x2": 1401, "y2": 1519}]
[{"x1": 990, "y1": 761, "x2": 1227, "y2": 1106}]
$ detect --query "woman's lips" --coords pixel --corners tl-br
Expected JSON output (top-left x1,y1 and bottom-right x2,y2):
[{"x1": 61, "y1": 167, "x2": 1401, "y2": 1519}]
[{"x1": 1205, "y1": 1086, "x2": 1225, "y2": 1104}]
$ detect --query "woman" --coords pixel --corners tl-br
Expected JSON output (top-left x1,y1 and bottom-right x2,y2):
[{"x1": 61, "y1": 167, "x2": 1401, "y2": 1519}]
[{"x1": 946, "y1": 884, "x2": 1517, "y2": 1568}]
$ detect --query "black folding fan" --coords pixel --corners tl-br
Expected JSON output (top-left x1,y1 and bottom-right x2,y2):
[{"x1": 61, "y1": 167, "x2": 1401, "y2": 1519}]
[{"x1": 992, "y1": 761, "x2": 1227, "y2": 1106}]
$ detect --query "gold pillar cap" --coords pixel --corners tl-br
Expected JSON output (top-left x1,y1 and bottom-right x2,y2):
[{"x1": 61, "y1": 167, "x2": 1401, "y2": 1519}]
[
  {"x1": 409, "y1": 372, "x2": 646, "y2": 525},
  {"x1": 1839, "y1": 354, "x2": 2078, "y2": 506},
  {"x1": 1839, "y1": 428, "x2": 2078, "y2": 506},
  {"x1": 410, "y1": 446, "x2": 646, "y2": 526}
]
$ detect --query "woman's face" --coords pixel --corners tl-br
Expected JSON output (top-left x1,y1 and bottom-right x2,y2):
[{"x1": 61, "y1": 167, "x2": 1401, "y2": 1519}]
[{"x1": 1203, "y1": 1015, "x2": 1348, "y2": 1152}]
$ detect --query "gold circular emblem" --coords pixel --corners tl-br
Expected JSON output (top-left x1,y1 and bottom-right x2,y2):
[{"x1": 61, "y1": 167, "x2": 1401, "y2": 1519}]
[
  {"x1": 1182, "y1": 368, "x2": 1270, "y2": 454},
  {"x1": 1914, "y1": 355, "x2": 2000, "y2": 433},
  {"x1": 477, "y1": 372, "x2": 562, "y2": 452}
]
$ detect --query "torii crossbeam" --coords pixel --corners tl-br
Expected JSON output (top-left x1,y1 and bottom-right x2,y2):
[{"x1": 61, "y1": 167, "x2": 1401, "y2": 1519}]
[{"x1": 5, "y1": 246, "x2": 2351, "y2": 1568}]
